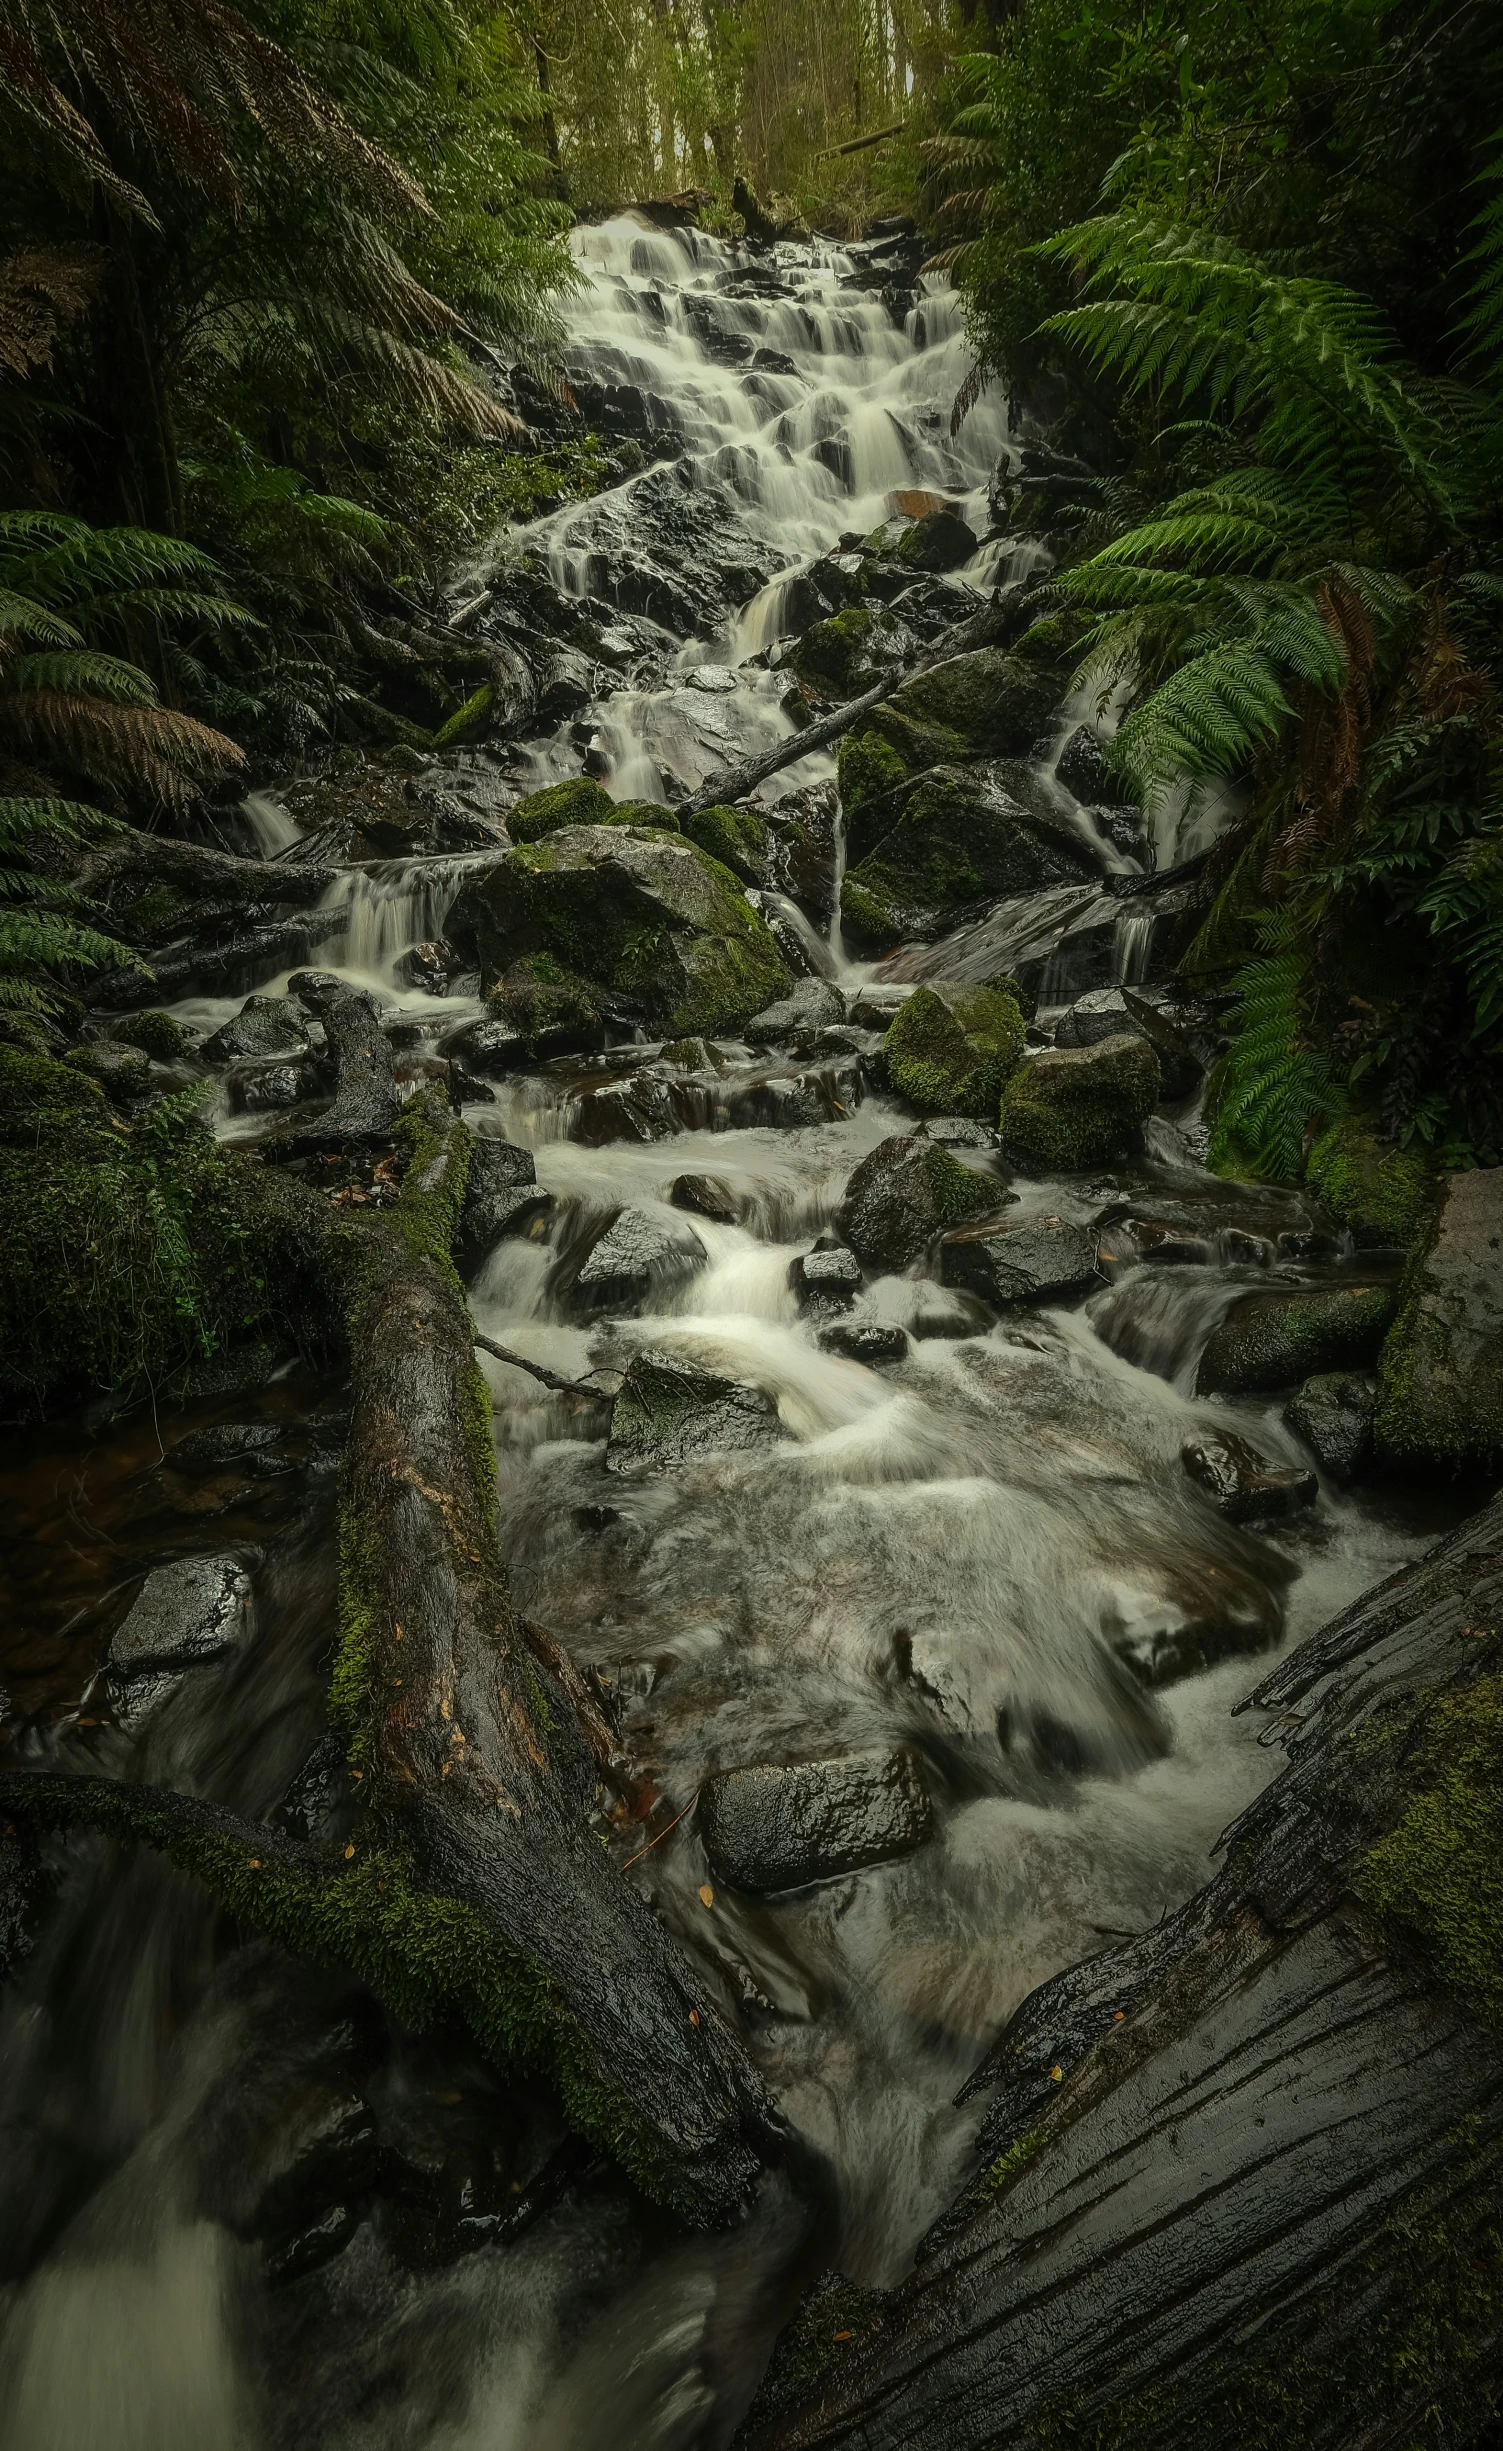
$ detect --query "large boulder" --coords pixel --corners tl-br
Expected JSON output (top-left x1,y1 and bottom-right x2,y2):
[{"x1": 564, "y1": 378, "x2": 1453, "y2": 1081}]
[
  {"x1": 883, "y1": 982, "x2": 1025, "y2": 1116},
  {"x1": 1375, "y1": 1167, "x2": 1503, "y2": 1467},
  {"x1": 939, "y1": 1213, "x2": 1099, "y2": 1307},
  {"x1": 504, "y1": 776, "x2": 616, "y2": 842},
  {"x1": 838, "y1": 1134, "x2": 1004, "y2": 1270},
  {"x1": 841, "y1": 766, "x2": 1097, "y2": 951},
  {"x1": 786, "y1": 604, "x2": 905, "y2": 697},
  {"x1": 1305, "y1": 1118, "x2": 1434, "y2": 1250},
  {"x1": 445, "y1": 826, "x2": 791, "y2": 1037},
  {"x1": 1197, "y1": 1280, "x2": 1398, "y2": 1396},
  {"x1": 1054, "y1": 986, "x2": 1202, "y2": 1100},
  {"x1": 566, "y1": 1205, "x2": 707, "y2": 1310},
  {"x1": 744, "y1": 976, "x2": 846, "y2": 1046},
  {"x1": 605, "y1": 1347, "x2": 782, "y2": 1472},
  {"x1": 454, "y1": 1139, "x2": 553, "y2": 1277},
  {"x1": 887, "y1": 508, "x2": 977, "y2": 573},
  {"x1": 486, "y1": 956, "x2": 606, "y2": 1060},
  {"x1": 1000, "y1": 1034, "x2": 1160, "y2": 1174},
  {"x1": 697, "y1": 1748, "x2": 932, "y2": 1894},
  {"x1": 859, "y1": 649, "x2": 1060, "y2": 769},
  {"x1": 1285, "y1": 1371, "x2": 1377, "y2": 1480},
  {"x1": 202, "y1": 995, "x2": 307, "y2": 1064}
]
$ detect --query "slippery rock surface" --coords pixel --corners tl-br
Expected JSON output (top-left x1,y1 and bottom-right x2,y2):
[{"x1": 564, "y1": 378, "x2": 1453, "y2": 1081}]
[
  {"x1": 1055, "y1": 986, "x2": 1202, "y2": 1099},
  {"x1": 744, "y1": 977, "x2": 846, "y2": 1045},
  {"x1": 445, "y1": 824, "x2": 791, "y2": 1036},
  {"x1": 790, "y1": 1246, "x2": 862, "y2": 1315},
  {"x1": 1376, "y1": 1166, "x2": 1503, "y2": 1467},
  {"x1": 202, "y1": 995, "x2": 308, "y2": 1064},
  {"x1": 837, "y1": 1134, "x2": 1005, "y2": 1270},
  {"x1": 454, "y1": 1138, "x2": 553, "y2": 1277},
  {"x1": 275, "y1": 989, "x2": 401, "y2": 1154},
  {"x1": 1286, "y1": 1371, "x2": 1377, "y2": 1480},
  {"x1": 1001, "y1": 1033, "x2": 1161, "y2": 1174},
  {"x1": 605, "y1": 1347, "x2": 782, "y2": 1473},
  {"x1": 1179, "y1": 1428, "x2": 1317, "y2": 1523},
  {"x1": 939, "y1": 1214, "x2": 1100, "y2": 1308},
  {"x1": 106, "y1": 1554, "x2": 254, "y2": 1728},
  {"x1": 841, "y1": 764, "x2": 1097, "y2": 950},
  {"x1": 566, "y1": 1205, "x2": 707, "y2": 1309},
  {"x1": 882, "y1": 982, "x2": 1025, "y2": 1118},
  {"x1": 697, "y1": 1749, "x2": 932, "y2": 1894},
  {"x1": 1197, "y1": 1280, "x2": 1398, "y2": 1396}
]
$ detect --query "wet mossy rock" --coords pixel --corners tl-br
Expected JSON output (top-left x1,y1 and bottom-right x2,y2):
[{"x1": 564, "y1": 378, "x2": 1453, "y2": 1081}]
[
  {"x1": 446, "y1": 825, "x2": 792, "y2": 1036},
  {"x1": 841, "y1": 766, "x2": 1095, "y2": 951},
  {"x1": 884, "y1": 983, "x2": 1026, "y2": 1117},
  {"x1": 836, "y1": 729, "x2": 907, "y2": 830},
  {"x1": 1000, "y1": 1034, "x2": 1161, "y2": 1175},
  {"x1": 487, "y1": 955, "x2": 604, "y2": 1059},
  {"x1": 682, "y1": 803, "x2": 770, "y2": 884},
  {"x1": 838, "y1": 1132, "x2": 1002, "y2": 1269},
  {"x1": 1375, "y1": 1167, "x2": 1503, "y2": 1470},
  {"x1": 1306, "y1": 1118, "x2": 1435, "y2": 1250},
  {"x1": 1197, "y1": 1280, "x2": 1399, "y2": 1397},
  {"x1": 861, "y1": 648, "x2": 1060, "y2": 769},
  {"x1": 504, "y1": 777, "x2": 616, "y2": 843},
  {"x1": 787, "y1": 604, "x2": 894, "y2": 697}
]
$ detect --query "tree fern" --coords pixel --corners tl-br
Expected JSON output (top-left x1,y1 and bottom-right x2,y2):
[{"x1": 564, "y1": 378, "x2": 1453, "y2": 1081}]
[
  {"x1": 1208, "y1": 909, "x2": 1346, "y2": 1180},
  {"x1": 0, "y1": 796, "x2": 142, "y2": 1009}
]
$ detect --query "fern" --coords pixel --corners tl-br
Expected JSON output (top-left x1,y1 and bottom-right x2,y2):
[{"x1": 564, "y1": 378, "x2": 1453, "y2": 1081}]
[{"x1": 1208, "y1": 910, "x2": 1346, "y2": 1181}]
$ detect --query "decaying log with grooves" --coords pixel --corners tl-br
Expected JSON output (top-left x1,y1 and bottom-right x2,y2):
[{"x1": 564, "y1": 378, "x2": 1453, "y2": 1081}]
[
  {"x1": 0, "y1": 1091, "x2": 784, "y2": 2226},
  {"x1": 740, "y1": 1492, "x2": 1503, "y2": 2448}
]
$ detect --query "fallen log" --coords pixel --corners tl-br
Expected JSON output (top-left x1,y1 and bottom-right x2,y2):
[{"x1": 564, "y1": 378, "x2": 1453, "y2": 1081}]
[
  {"x1": 79, "y1": 822, "x2": 340, "y2": 931},
  {"x1": 675, "y1": 597, "x2": 1006, "y2": 819},
  {"x1": 0, "y1": 1091, "x2": 784, "y2": 2224},
  {"x1": 742, "y1": 1491, "x2": 1503, "y2": 2447}
]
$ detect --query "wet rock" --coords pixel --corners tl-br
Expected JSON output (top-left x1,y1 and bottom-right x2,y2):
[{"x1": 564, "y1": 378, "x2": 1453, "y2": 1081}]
[
  {"x1": 169, "y1": 1422, "x2": 292, "y2": 1475},
  {"x1": 285, "y1": 970, "x2": 347, "y2": 1015},
  {"x1": 910, "y1": 1286, "x2": 994, "y2": 1340},
  {"x1": 763, "y1": 781, "x2": 840, "y2": 922},
  {"x1": 229, "y1": 1059, "x2": 325, "y2": 1114},
  {"x1": 817, "y1": 1320, "x2": 909, "y2": 1364},
  {"x1": 1197, "y1": 1281, "x2": 1399, "y2": 1395},
  {"x1": 1304, "y1": 1118, "x2": 1433, "y2": 1250},
  {"x1": 569, "y1": 1205, "x2": 707, "y2": 1310},
  {"x1": 1054, "y1": 724, "x2": 1113, "y2": 801},
  {"x1": 1376, "y1": 1167, "x2": 1503, "y2": 1466},
  {"x1": 838, "y1": 1135, "x2": 1003, "y2": 1270},
  {"x1": 790, "y1": 1246, "x2": 862, "y2": 1314},
  {"x1": 264, "y1": 2202, "x2": 364, "y2": 2285},
  {"x1": 915, "y1": 1116, "x2": 999, "y2": 1149},
  {"x1": 859, "y1": 648, "x2": 1060, "y2": 768},
  {"x1": 66, "y1": 1039, "x2": 153, "y2": 1099},
  {"x1": 787, "y1": 603, "x2": 908, "y2": 697},
  {"x1": 271, "y1": 1729, "x2": 350, "y2": 1844},
  {"x1": 202, "y1": 994, "x2": 308, "y2": 1064},
  {"x1": 1180, "y1": 1430, "x2": 1317, "y2": 1523},
  {"x1": 841, "y1": 765, "x2": 1097, "y2": 952},
  {"x1": 486, "y1": 957, "x2": 606, "y2": 1061},
  {"x1": 106, "y1": 1553, "x2": 253, "y2": 1727},
  {"x1": 723, "y1": 1057, "x2": 863, "y2": 1131},
  {"x1": 883, "y1": 982, "x2": 1026, "y2": 1117},
  {"x1": 233, "y1": 2082, "x2": 378, "y2": 2247},
  {"x1": 505, "y1": 776, "x2": 616, "y2": 843},
  {"x1": 744, "y1": 976, "x2": 846, "y2": 1045},
  {"x1": 669, "y1": 1172, "x2": 740, "y2": 1222},
  {"x1": 887, "y1": 508, "x2": 977, "y2": 574},
  {"x1": 454, "y1": 1139, "x2": 553, "y2": 1277},
  {"x1": 439, "y1": 1013, "x2": 526, "y2": 1075},
  {"x1": 0, "y1": 1822, "x2": 43, "y2": 1984},
  {"x1": 606, "y1": 1346, "x2": 782, "y2": 1472},
  {"x1": 393, "y1": 941, "x2": 464, "y2": 996},
  {"x1": 698, "y1": 1748, "x2": 932, "y2": 1894},
  {"x1": 1055, "y1": 987, "x2": 1201, "y2": 1099},
  {"x1": 1286, "y1": 1372, "x2": 1377, "y2": 1481},
  {"x1": 277, "y1": 989, "x2": 402, "y2": 1153},
  {"x1": 940, "y1": 1213, "x2": 1100, "y2": 1307},
  {"x1": 445, "y1": 826, "x2": 791, "y2": 1038},
  {"x1": 1001, "y1": 1034, "x2": 1161, "y2": 1175},
  {"x1": 681, "y1": 803, "x2": 774, "y2": 887}
]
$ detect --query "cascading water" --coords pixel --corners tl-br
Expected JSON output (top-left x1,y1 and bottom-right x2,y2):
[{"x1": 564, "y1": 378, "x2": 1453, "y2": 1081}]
[{"x1": 0, "y1": 209, "x2": 1468, "y2": 2451}]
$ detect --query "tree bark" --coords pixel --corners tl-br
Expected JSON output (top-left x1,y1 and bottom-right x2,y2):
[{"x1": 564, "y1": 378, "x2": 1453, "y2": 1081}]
[
  {"x1": 741, "y1": 1491, "x2": 1503, "y2": 2446},
  {"x1": 0, "y1": 1092, "x2": 784, "y2": 2224}
]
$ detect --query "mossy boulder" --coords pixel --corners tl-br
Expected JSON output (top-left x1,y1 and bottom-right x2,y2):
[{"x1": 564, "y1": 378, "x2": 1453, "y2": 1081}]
[
  {"x1": 861, "y1": 649, "x2": 1060, "y2": 770},
  {"x1": 1197, "y1": 1281, "x2": 1399, "y2": 1396},
  {"x1": 506, "y1": 777, "x2": 616, "y2": 843},
  {"x1": 837, "y1": 730, "x2": 908, "y2": 832},
  {"x1": 884, "y1": 984, "x2": 1026, "y2": 1117},
  {"x1": 841, "y1": 765, "x2": 1097, "y2": 950},
  {"x1": 838, "y1": 1132, "x2": 1003, "y2": 1269},
  {"x1": 446, "y1": 825, "x2": 791, "y2": 1037},
  {"x1": 606, "y1": 799, "x2": 679, "y2": 831},
  {"x1": 113, "y1": 1008, "x2": 188, "y2": 1062},
  {"x1": 1306, "y1": 1119, "x2": 1435, "y2": 1250},
  {"x1": 682, "y1": 804, "x2": 770, "y2": 884},
  {"x1": 888, "y1": 509, "x2": 977, "y2": 573},
  {"x1": 1375, "y1": 1167, "x2": 1503, "y2": 1469},
  {"x1": 1000, "y1": 1033, "x2": 1161, "y2": 1174},
  {"x1": 787, "y1": 604, "x2": 896, "y2": 697},
  {"x1": 486, "y1": 955, "x2": 604, "y2": 1058}
]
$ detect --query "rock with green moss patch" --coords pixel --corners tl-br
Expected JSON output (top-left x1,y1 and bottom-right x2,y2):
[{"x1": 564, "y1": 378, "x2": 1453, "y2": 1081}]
[
  {"x1": 681, "y1": 803, "x2": 770, "y2": 884},
  {"x1": 883, "y1": 982, "x2": 1026, "y2": 1116},
  {"x1": 837, "y1": 729, "x2": 908, "y2": 832},
  {"x1": 861, "y1": 648, "x2": 1060, "y2": 770},
  {"x1": 786, "y1": 604, "x2": 899, "y2": 696},
  {"x1": 505, "y1": 777, "x2": 617, "y2": 843},
  {"x1": 1374, "y1": 1167, "x2": 1503, "y2": 1468},
  {"x1": 1306, "y1": 1118, "x2": 1434, "y2": 1250},
  {"x1": 113, "y1": 1009, "x2": 188, "y2": 1063},
  {"x1": 888, "y1": 509, "x2": 977, "y2": 572},
  {"x1": 445, "y1": 825, "x2": 791, "y2": 1036},
  {"x1": 841, "y1": 765, "x2": 1097, "y2": 950},
  {"x1": 486, "y1": 955, "x2": 604, "y2": 1058},
  {"x1": 838, "y1": 1133, "x2": 1003, "y2": 1269},
  {"x1": 1286, "y1": 1371, "x2": 1376, "y2": 1480},
  {"x1": 1000, "y1": 1033, "x2": 1161, "y2": 1175},
  {"x1": 604, "y1": 798, "x2": 679, "y2": 831},
  {"x1": 1197, "y1": 1280, "x2": 1398, "y2": 1396}
]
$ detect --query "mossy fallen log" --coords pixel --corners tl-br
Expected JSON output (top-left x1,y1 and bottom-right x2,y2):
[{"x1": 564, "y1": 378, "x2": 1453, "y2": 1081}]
[
  {"x1": 741, "y1": 1491, "x2": 1503, "y2": 2449},
  {"x1": 0, "y1": 1090, "x2": 783, "y2": 2225}
]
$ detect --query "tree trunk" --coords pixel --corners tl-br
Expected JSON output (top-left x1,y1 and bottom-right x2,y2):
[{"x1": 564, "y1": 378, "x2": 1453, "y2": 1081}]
[{"x1": 740, "y1": 1492, "x2": 1503, "y2": 2446}]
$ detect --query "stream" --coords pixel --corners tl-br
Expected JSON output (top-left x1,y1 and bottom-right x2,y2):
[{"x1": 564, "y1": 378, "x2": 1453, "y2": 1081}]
[{"x1": 0, "y1": 215, "x2": 1467, "y2": 2451}]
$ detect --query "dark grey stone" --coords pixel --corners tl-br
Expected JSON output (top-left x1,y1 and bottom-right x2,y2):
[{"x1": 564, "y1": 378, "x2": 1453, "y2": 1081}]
[
  {"x1": 669, "y1": 1172, "x2": 740, "y2": 1222},
  {"x1": 744, "y1": 977, "x2": 846, "y2": 1045},
  {"x1": 838, "y1": 1134, "x2": 1005, "y2": 1271},
  {"x1": 1054, "y1": 724, "x2": 1112, "y2": 802},
  {"x1": 605, "y1": 1347, "x2": 781, "y2": 1472},
  {"x1": 229, "y1": 1060, "x2": 323, "y2": 1114},
  {"x1": 1196, "y1": 1281, "x2": 1398, "y2": 1396},
  {"x1": 202, "y1": 995, "x2": 307, "y2": 1064},
  {"x1": 940, "y1": 1214, "x2": 1100, "y2": 1306},
  {"x1": 570, "y1": 1206, "x2": 707, "y2": 1310},
  {"x1": 698, "y1": 1748, "x2": 932, "y2": 1894},
  {"x1": 817, "y1": 1321, "x2": 909, "y2": 1365},
  {"x1": 168, "y1": 1423, "x2": 292, "y2": 1475},
  {"x1": 108, "y1": 1553, "x2": 253, "y2": 1677},
  {"x1": 1286, "y1": 1372, "x2": 1377, "y2": 1481},
  {"x1": 1055, "y1": 987, "x2": 1201, "y2": 1098},
  {"x1": 287, "y1": 971, "x2": 350, "y2": 1015},
  {"x1": 439, "y1": 1015, "x2": 527, "y2": 1076},
  {"x1": 274, "y1": 990, "x2": 401, "y2": 1153},
  {"x1": 1180, "y1": 1429, "x2": 1317, "y2": 1523},
  {"x1": 791, "y1": 1247, "x2": 862, "y2": 1312},
  {"x1": 455, "y1": 1139, "x2": 553, "y2": 1277},
  {"x1": 916, "y1": 1116, "x2": 999, "y2": 1149}
]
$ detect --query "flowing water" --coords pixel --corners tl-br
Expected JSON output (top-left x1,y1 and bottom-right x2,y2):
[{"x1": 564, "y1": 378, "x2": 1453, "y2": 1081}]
[{"x1": 0, "y1": 215, "x2": 1469, "y2": 2450}]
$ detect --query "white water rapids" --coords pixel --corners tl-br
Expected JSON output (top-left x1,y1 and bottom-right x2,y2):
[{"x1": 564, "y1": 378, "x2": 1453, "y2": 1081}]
[{"x1": 0, "y1": 214, "x2": 1460, "y2": 2451}]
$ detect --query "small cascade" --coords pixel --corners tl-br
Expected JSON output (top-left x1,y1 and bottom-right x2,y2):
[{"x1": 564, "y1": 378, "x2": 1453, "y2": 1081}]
[{"x1": 310, "y1": 852, "x2": 493, "y2": 993}]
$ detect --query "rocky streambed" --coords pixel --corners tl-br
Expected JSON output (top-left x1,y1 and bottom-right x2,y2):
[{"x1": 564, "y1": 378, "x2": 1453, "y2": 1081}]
[{"x1": 2, "y1": 212, "x2": 1502, "y2": 2450}]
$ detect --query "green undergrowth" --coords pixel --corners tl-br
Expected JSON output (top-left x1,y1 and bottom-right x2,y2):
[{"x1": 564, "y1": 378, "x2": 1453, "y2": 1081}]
[{"x1": 1357, "y1": 1671, "x2": 1503, "y2": 2028}]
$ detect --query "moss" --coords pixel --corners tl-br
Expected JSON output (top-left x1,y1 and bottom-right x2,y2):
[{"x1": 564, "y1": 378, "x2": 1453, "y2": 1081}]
[
  {"x1": 862, "y1": 702, "x2": 968, "y2": 774},
  {"x1": 1306, "y1": 1118, "x2": 1434, "y2": 1249},
  {"x1": 838, "y1": 874, "x2": 902, "y2": 951},
  {"x1": 877, "y1": 647, "x2": 1059, "y2": 761},
  {"x1": 1001, "y1": 1037, "x2": 1161, "y2": 1174},
  {"x1": 924, "y1": 1142, "x2": 1002, "y2": 1226},
  {"x1": 113, "y1": 1008, "x2": 188, "y2": 1062},
  {"x1": 682, "y1": 803, "x2": 769, "y2": 882},
  {"x1": 843, "y1": 766, "x2": 1085, "y2": 936},
  {"x1": 1357, "y1": 1672, "x2": 1503, "y2": 2026},
  {"x1": 605, "y1": 799, "x2": 679, "y2": 830},
  {"x1": 837, "y1": 727, "x2": 907, "y2": 826},
  {"x1": 506, "y1": 777, "x2": 616, "y2": 843},
  {"x1": 978, "y1": 2123, "x2": 1049, "y2": 2203},
  {"x1": 488, "y1": 955, "x2": 603, "y2": 1053},
  {"x1": 113, "y1": 884, "x2": 192, "y2": 942},
  {"x1": 1198, "y1": 1283, "x2": 1398, "y2": 1396},
  {"x1": 884, "y1": 983, "x2": 1026, "y2": 1116},
  {"x1": 787, "y1": 603, "x2": 887, "y2": 694},
  {"x1": 431, "y1": 681, "x2": 493, "y2": 749}
]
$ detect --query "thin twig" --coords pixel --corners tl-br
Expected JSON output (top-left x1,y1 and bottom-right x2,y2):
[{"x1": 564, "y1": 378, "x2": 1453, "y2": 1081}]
[
  {"x1": 473, "y1": 1332, "x2": 609, "y2": 1399},
  {"x1": 622, "y1": 1789, "x2": 700, "y2": 1869}
]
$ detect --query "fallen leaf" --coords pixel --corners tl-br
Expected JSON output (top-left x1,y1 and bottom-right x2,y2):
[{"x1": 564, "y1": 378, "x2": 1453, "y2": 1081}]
[
  {"x1": 1050, "y1": 2064, "x2": 1063, "y2": 2081},
  {"x1": 699, "y1": 1883, "x2": 715, "y2": 1908},
  {"x1": 688, "y1": 2009, "x2": 700, "y2": 2027},
  {"x1": 1113, "y1": 2010, "x2": 1125, "y2": 2022},
  {"x1": 344, "y1": 1843, "x2": 357, "y2": 1860},
  {"x1": 833, "y1": 2330, "x2": 853, "y2": 2342},
  {"x1": 247, "y1": 1858, "x2": 261, "y2": 1870}
]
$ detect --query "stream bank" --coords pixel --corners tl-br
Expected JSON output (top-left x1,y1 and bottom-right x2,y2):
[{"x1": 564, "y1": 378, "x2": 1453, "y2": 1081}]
[{"x1": 2, "y1": 211, "x2": 1500, "y2": 2450}]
